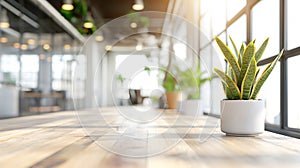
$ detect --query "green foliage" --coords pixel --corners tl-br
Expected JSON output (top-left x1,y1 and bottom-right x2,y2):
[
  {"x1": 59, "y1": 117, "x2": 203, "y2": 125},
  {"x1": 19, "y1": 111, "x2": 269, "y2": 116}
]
[
  {"x1": 60, "y1": 0, "x2": 96, "y2": 35},
  {"x1": 214, "y1": 68, "x2": 240, "y2": 100},
  {"x1": 73, "y1": 0, "x2": 88, "y2": 17},
  {"x1": 162, "y1": 73, "x2": 179, "y2": 92},
  {"x1": 116, "y1": 74, "x2": 126, "y2": 85},
  {"x1": 128, "y1": 11, "x2": 150, "y2": 27},
  {"x1": 214, "y1": 36, "x2": 284, "y2": 100},
  {"x1": 237, "y1": 41, "x2": 255, "y2": 87},
  {"x1": 140, "y1": 16, "x2": 149, "y2": 27},
  {"x1": 144, "y1": 66, "x2": 151, "y2": 76},
  {"x1": 215, "y1": 37, "x2": 240, "y2": 82},
  {"x1": 177, "y1": 64, "x2": 211, "y2": 99}
]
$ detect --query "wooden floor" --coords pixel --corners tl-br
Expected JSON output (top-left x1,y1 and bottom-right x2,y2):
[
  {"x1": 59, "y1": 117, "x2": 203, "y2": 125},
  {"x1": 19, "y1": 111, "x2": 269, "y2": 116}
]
[{"x1": 1, "y1": 107, "x2": 300, "y2": 168}]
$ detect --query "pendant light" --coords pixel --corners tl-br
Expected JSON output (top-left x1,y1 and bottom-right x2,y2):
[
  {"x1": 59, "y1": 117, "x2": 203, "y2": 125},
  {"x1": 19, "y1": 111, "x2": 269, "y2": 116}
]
[
  {"x1": 83, "y1": 12, "x2": 94, "y2": 29},
  {"x1": 62, "y1": 0, "x2": 74, "y2": 11},
  {"x1": 95, "y1": 32, "x2": 104, "y2": 42},
  {"x1": 0, "y1": 9, "x2": 10, "y2": 28},
  {"x1": 132, "y1": 0, "x2": 144, "y2": 11}
]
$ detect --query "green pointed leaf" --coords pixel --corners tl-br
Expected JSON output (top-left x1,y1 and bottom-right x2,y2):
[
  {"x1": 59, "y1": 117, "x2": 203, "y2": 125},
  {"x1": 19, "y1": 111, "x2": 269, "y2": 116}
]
[
  {"x1": 230, "y1": 68, "x2": 235, "y2": 81},
  {"x1": 254, "y1": 68, "x2": 260, "y2": 82},
  {"x1": 200, "y1": 77, "x2": 211, "y2": 85},
  {"x1": 221, "y1": 81, "x2": 226, "y2": 92},
  {"x1": 238, "y1": 42, "x2": 255, "y2": 88},
  {"x1": 229, "y1": 36, "x2": 239, "y2": 57},
  {"x1": 241, "y1": 57, "x2": 257, "y2": 99},
  {"x1": 215, "y1": 37, "x2": 241, "y2": 81},
  {"x1": 214, "y1": 68, "x2": 240, "y2": 99},
  {"x1": 238, "y1": 43, "x2": 245, "y2": 68},
  {"x1": 221, "y1": 81, "x2": 234, "y2": 99},
  {"x1": 251, "y1": 68, "x2": 260, "y2": 95},
  {"x1": 227, "y1": 66, "x2": 235, "y2": 82},
  {"x1": 255, "y1": 38, "x2": 269, "y2": 61},
  {"x1": 250, "y1": 49, "x2": 284, "y2": 99}
]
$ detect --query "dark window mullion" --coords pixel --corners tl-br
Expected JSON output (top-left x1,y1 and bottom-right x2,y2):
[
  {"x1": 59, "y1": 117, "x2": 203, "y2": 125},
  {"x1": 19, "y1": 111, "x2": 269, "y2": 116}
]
[{"x1": 280, "y1": 0, "x2": 288, "y2": 129}]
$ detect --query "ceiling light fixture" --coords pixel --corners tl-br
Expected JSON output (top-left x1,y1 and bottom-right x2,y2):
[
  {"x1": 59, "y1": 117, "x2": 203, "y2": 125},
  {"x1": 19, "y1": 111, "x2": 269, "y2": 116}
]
[
  {"x1": 20, "y1": 44, "x2": 28, "y2": 50},
  {"x1": 61, "y1": 0, "x2": 74, "y2": 11},
  {"x1": 0, "y1": 37, "x2": 8, "y2": 43},
  {"x1": 130, "y1": 22, "x2": 137, "y2": 28},
  {"x1": 95, "y1": 35, "x2": 104, "y2": 42},
  {"x1": 83, "y1": 22, "x2": 93, "y2": 29},
  {"x1": 27, "y1": 39, "x2": 36, "y2": 45},
  {"x1": 0, "y1": 9, "x2": 10, "y2": 28},
  {"x1": 83, "y1": 12, "x2": 94, "y2": 29},
  {"x1": 43, "y1": 44, "x2": 51, "y2": 50},
  {"x1": 105, "y1": 45, "x2": 112, "y2": 51},
  {"x1": 13, "y1": 42, "x2": 20, "y2": 48},
  {"x1": 132, "y1": 0, "x2": 144, "y2": 11},
  {"x1": 1, "y1": 0, "x2": 39, "y2": 28},
  {"x1": 64, "y1": 44, "x2": 71, "y2": 50}
]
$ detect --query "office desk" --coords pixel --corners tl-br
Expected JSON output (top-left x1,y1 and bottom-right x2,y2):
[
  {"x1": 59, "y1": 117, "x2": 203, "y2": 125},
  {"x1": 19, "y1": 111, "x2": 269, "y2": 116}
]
[
  {"x1": 0, "y1": 107, "x2": 300, "y2": 168},
  {"x1": 21, "y1": 91, "x2": 65, "y2": 113}
]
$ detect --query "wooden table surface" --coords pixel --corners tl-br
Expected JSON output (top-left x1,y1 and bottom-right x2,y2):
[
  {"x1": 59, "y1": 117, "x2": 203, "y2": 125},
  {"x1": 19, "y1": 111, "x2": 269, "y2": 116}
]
[{"x1": 1, "y1": 107, "x2": 300, "y2": 168}]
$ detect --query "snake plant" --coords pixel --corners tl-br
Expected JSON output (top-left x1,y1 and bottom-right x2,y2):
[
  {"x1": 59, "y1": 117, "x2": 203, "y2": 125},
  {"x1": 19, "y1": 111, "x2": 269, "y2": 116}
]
[{"x1": 214, "y1": 36, "x2": 284, "y2": 100}]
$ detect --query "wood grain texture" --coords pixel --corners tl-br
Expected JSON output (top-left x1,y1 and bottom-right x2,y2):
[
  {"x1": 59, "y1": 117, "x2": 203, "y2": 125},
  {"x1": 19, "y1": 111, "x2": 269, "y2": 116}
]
[{"x1": 0, "y1": 107, "x2": 299, "y2": 168}]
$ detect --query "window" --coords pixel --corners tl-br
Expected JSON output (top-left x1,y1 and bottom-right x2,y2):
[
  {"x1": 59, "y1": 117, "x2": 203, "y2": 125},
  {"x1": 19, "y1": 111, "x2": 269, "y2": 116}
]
[
  {"x1": 287, "y1": 0, "x2": 300, "y2": 50},
  {"x1": 200, "y1": 0, "x2": 210, "y2": 16},
  {"x1": 52, "y1": 55, "x2": 73, "y2": 91},
  {"x1": 252, "y1": 0, "x2": 280, "y2": 59},
  {"x1": 0, "y1": 55, "x2": 20, "y2": 85},
  {"x1": 200, "y1": 14, "x2": 211, "y2": 47},
  {"x1": 211, "y1": 0, "x2": 226, "y2": 36},
  {"x1": 259, "y1": 64, "x2": 281, "y2": 125},
  {"x1": 173, "y1": 43, "x2": 187, "y2": 60},
  {"x1": 200, "y1": 46, "x2": 212, "y2": 113},
  {"x1": 288, "y1": 56, "x2": 300, "y2": 129},
  {"x1": 1, "y1": 55, "x2": 39, "y2": 88},
  {"x1": 115, "y1": 54, "x2": 159, "y2": 95},
  {"x1": 227, "y1": 0, "x2": 246, "y2": 21},
  {"x1": 20, "y1": 55, "x2": 39, "y2": 88},
  {"x1": 52, "y1": 54, "x2": 81, "y2": 99},
  {"x1": 227, "y1": 14, "x2": 246, "y2": 45}
]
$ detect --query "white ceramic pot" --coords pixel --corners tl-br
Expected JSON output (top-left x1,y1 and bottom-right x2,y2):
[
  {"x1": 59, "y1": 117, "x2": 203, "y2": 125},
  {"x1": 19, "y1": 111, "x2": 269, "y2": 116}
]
[
  {"x1": 220, "y1": 100, "x2": 265, "y2": 136},
  {"x1": 177, "y1": 99, "x2": 203, "y2": 115}
]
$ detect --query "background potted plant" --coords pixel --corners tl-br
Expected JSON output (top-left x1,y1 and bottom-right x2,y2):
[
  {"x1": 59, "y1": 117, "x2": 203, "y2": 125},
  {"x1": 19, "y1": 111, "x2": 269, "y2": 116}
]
[
  {"x1": 115, "y1": 74, "x2": 128, "y2": 105},
  {"x1": 177, "y1": 63, "x2": 211, "y2": 115},
  {"x1": 162, "y1": 72, "x2": 181, "y2": 109},
  {"x1": 214, "y1": 36, "x2": 284, "y2": 136}
]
